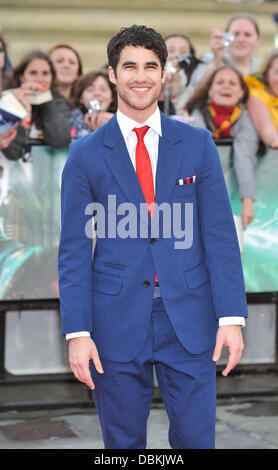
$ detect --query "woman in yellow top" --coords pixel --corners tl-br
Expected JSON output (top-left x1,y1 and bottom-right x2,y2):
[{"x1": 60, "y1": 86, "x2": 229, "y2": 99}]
[{"x1": 246, "y1": 51, "x2": 278, "y2": 148}]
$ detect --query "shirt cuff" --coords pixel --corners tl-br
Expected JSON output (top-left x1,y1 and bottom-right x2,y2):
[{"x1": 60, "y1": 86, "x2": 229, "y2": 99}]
[
  {"x1": 219, "y1": 317, "x2": 246, "y2": 327},
  {"x1": 65, "y1": 318, "x2": 246, "y2": 340},
  {"x1": 66, "y1": 331, "x2": 91, "y2": 340}
]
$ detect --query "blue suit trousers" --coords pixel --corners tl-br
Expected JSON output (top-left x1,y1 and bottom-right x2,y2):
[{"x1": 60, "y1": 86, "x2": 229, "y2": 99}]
[{"x1": 91, "y1": 297, "x2": 216, "y2": 449}]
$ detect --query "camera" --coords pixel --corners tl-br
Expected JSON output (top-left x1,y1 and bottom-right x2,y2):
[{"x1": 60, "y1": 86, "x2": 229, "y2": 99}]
[
  {"x1": 166, "y1": 54, "x2": 197, "y2": 76},
  {"x1": 222, "y1": 32, "x2": 235, "y2": 47},
  {"x1": 88, "y1": 99, "x2": 101, "y2": 118},
  {"x1": 177, "y1": 54, "x2": 198, "y2": 75}
]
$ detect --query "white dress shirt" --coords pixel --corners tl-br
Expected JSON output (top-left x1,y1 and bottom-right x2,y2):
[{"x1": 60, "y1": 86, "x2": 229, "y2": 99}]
[{"x1": 66, "y1": 107, "x2": 245, "y2": 340}]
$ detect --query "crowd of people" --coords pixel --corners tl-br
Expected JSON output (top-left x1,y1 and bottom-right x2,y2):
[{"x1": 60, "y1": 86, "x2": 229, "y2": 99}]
[{"x1": 0, "y1": 13, "x2": 277, "y2": 229}]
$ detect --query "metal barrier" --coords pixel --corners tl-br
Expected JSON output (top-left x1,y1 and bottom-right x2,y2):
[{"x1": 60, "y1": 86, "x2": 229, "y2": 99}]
[
  {"x1": 0, "y1": 143, "x2": 68, "y2": 380},
  {"x1": 216, "y1": 141, "x2": 278, "y2": 369},
  {"x1": 0, "y1": 140, "x2": 277, "y2": 396}
]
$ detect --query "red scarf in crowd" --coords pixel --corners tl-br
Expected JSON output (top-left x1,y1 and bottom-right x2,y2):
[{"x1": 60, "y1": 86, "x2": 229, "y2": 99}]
[{"x1": 208, "y1": 101, "x2": 242, "y2": 139}]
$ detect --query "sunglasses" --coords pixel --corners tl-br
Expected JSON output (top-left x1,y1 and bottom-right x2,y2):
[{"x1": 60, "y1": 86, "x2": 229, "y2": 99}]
[{"x1": 0, "y1": 45, "x2": 5, "y2": 53}]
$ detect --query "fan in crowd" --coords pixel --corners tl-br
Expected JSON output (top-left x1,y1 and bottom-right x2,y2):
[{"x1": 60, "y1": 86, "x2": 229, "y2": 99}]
[
  {"x1": 246, "y1": 50, "x2": 278, "y2": 149},
  {"x1": 0, "y1": 28, "x2": 12, "y2": 91},
  {"x1": 160, "y1": 33, "x2": 206, "y2": 115},
  {"x1": 69, "y1": 69, "x2": 117, "y2": 141},
  {"x1": 194, "y1": 13, "x2": 261, "y2": 95},
  {"x1": 0, "y1": 29, "x2": 16, "y2": 149},
  {"x1": 2, "y1": 49, "x2": 71, "y2": 160},
  {"x1": 187, "y1": 65, "x2": 259, "y2": 229},
  {"x1": 49, "y1": 43, "x2": 83, "y2": 105},
  {"x1": 0, "y1": 13, "x2": 267, "y2": 180}
]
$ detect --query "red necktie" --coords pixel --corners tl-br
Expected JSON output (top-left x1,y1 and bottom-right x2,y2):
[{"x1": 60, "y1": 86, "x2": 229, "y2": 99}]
[
  {"x1": 133, "y1": 126, "x2": 158, "y2": 285},
  {"x1": 133, "y1": 126, "x2": 155, "y2": 219}
]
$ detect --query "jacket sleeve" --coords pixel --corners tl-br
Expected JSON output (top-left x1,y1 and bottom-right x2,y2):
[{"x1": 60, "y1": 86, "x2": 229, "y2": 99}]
[
  {"x1": 197, "y1": 130, "x2": 248, "y2": 320},
  {"x1": 40, "y1": 96, "x2": 71, "y2": 148},
  {"x1": 58, "y1": 141, "x2": 94, "y2": 335},
  {"x1": 232, "y1": 110, "x2": 259, "y2": 200},
  {"x1": 2, "y1": 97, "x2": 71, "y2": 160},
  {"x1": 2, "y1": 126, "x2": 28, "y2": 161}
]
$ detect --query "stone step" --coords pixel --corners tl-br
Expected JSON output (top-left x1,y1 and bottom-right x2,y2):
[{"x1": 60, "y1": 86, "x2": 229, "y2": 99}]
[
  {"x1": 1, "y1": 6, "x2": 276, "y2": 36},
  {"x1": 1, "y1": 0, "x2": 277, "y2": 72},
  {"x1": 2, "y1": 0, "x2": 277, "y2": 13}
]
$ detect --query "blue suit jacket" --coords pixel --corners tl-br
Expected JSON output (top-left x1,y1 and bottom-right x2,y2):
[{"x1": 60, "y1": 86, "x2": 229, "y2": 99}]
[{"x1": 58, "y1": 112, "x2": 248, "y2": 361}]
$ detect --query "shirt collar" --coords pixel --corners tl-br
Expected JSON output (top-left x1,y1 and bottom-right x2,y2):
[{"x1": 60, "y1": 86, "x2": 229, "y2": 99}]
[{"x1": 116, "y1": 106, "x2": 162, "y2": 140}]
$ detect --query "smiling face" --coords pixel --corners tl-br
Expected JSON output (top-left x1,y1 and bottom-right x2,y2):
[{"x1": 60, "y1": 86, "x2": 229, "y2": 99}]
[
  {"x1": 80, "y1": 75, "x2": 113, "y2": 111},
  {"x1": 50, "y1": 47, "x2": 79, "y2": 86},
  {"x1": 227, "y1": 18, "x2": 260, "y2": 61},
  {"x1": 208, "y1": 68, "x2": 244, "y2": 107},
  {"x1": 20, "y1": 58, "x2": 52, "y2": 89},
  {"x1": 108, "y1": 46, "x2": 166, "y2": 122}
]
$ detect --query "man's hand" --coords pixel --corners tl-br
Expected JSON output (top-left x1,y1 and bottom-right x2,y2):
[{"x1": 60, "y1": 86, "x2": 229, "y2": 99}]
[
  {"x1": 69, "y1": 337, "x2": 104, "y2": 390},
  {"x1": 213, "y1": 325, "x2": 244, "y2": 376}
]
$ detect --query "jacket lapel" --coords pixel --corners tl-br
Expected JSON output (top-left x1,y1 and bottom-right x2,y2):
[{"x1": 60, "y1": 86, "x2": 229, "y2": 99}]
[
  {"x1": 103, "y1": 115, "x2": 146, "y2": 212},
  {"x1": 155, "y1": 113, "x2": 183, "y2": 208}
]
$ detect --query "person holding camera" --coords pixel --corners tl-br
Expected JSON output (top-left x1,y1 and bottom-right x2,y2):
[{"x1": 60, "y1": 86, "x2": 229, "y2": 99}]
[
  {"x1": 69, "y1": 70, "x2": 117, "y2": 141},
  {"x1": 161, "y1": 33, "x2": 206, "y2": 115},
  {"x1": 193, "y1": 14, "x2": 261, "y2": 97}
]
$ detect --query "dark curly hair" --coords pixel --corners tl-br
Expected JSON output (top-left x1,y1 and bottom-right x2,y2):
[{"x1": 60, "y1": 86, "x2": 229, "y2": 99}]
[{"x1": 107, "y1": 24, "x2": 168, "y2": 75}]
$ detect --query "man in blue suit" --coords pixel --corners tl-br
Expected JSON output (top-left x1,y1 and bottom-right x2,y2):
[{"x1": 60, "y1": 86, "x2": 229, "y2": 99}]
[{"x1": 58, "y1": 25, "x2": 247, "y2": 449}]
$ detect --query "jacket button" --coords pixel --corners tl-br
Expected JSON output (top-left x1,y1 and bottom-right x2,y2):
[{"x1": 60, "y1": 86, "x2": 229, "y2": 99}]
[
  {"x1": 143, "y1": 280, "x2": 150, "y2": 287},
  {"x1": 150, "y1": 238, "x2": 156, "y2": 244}
]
